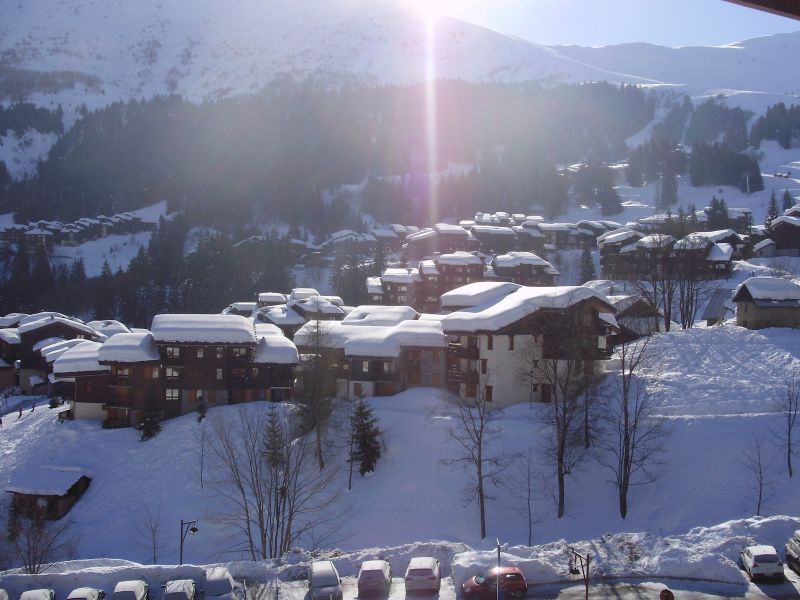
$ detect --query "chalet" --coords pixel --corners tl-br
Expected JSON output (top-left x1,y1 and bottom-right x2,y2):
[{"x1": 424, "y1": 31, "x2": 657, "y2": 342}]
[
  {"x1": 0, "y1": 328, "x2": 20, "y2": 388},
  {"x1": 752, "y1": 238, "x2": 776, "y2": 258},
  {"x1": 380, "y1": 268, "x2": 419, "y2": 305},
  {"x1": 255, "y1": 304, "x2": 307, "y2": 337},
  {"x1": 605, "y1": 295, "x2": 667, "y2": 343},
  {"x1": 404, "y1": 223, "x2": 477, "y2": 260},
  {"x1": 491, "y1": 252, "x2": 558, "y2": 286},
  {"x1": 7, "y1": 466, "x2": 92, "y2": 521},
  {"x1": 537, "y1": 223, "x2": 574, "y2": 249},
  {"x1": 784, "y1": 203, "x2": 800, "y2": 219},
  {"x1": 24, "y1": 228, "x2": 54, "y2": 251},
  {"x1": 597, "y1": 228, "x2": 645, "y2": 279},
  {"x1": 372, "y1": 228, "x2": 401, "y2": 252},
  {"x1": 771, "y1": 216, "x2": 800, "y2": 253},
  {"x1": 17, "y1": 316, "x2": 104, "y2": 393},
  {"x1": 96, "y1": 332, "x2": 162, "y2": 427},
  {"x1": 513, "y1": 225, "x2": 546, "y2": 254},
  {"x1": 439, "y1": 283, "x2": 617, "y2": 407},
  {"x1": 294, "y1": 311, "x2": 447, "y2": 398},
  {"x1": 469, "y1": 225, "x2": 518, "y2": 255},
  {"x1": 733, "y1": 277, "x2": 800, "y2": 330},
  {"x1": 366, "y1": 277, "x2": 384, "y2": 304},
  {"x1": 53, "y1": 341, "x2": 111, "y2": 421}
]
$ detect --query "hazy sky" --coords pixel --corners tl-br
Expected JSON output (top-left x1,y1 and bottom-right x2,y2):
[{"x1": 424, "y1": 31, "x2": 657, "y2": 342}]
[{"x1": 431, "y1": 0, "x2": 800, "y2": 47}]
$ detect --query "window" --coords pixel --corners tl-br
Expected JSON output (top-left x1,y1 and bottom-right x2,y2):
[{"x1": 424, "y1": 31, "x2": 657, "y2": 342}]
[
  {"x1": 480, "y1": 359, "x2": 487, "y2": 375},
  {"x1": 150, "y1": 367, "x2": 160, "y2": 379},
  {"x1": 485, "y1": 385, "x2": 493, "y2": 403},
  {"x1": 487, "y1": 335, "x2": 493, "y2": 350},
  {"x1": 216, "y1": 368, "x2": 223, "y2": 380},
  {"x1": 166, "y1": 389, "x2": 180, "y2": 402},
  {"x1": 166, "y1": 346, "x2": 180, "y2": 359},
  {"x1": 166, "y1": 367, "x2": 181, "y2": 379},
  {"x1": 252, "y1": 367, "x2": 259, "y2": 378},
  {"x1": 508, "y1": 335, "x2": 515, "y2": 350},
  {"x1": 362, "y1": 360, "x2": 370, "y2": 372},
  {"x1": 231, "y1": 347, "x2": 247, "y2": 358},
  {"x1": 116, "y1": 367, "x2": 130, "y2": 378},
  {"x1": 196, "y1": 347, "x2": 204, "y2": 358},
  {"x1": 76, "y1": 334, "x2": 85, "y2": 339},
  {"x1": 216, "y1": 347, "x2": 224, "y2": 359},
  {"x1": 231, "y1": 367, "x2": 246, "y2": 379},
  {"x1": 383, "y1": 361, "x2": 393, "y2": 373}
]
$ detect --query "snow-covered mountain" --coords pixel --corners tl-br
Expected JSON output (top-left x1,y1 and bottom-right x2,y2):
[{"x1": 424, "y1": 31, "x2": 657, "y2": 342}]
[{"x1": 2, "y1": 0, "x2": 799, "y2": 112}]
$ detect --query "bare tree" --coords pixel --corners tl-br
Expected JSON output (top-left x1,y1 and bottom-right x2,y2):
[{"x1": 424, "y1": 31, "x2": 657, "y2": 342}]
[
  {"x1": 9, "y1": 513, "x2": 75, "y2": 574},
  {"x1": 295, "y1": 319, "x2": 337, "y2": 470},
  {"x1": 135, "y1": 502, "x2": 167, "y2": 564},
  {"x1": 440, "y1": 377, "x2": 504, "y2": 540},
  {"x1": 773, "y1": 371, "x2": 800, "y2": 478},
  {"x1": 674, "y1": 237, "x2": 715, "y2": 329},
  {"x1": 630, "y1": 235, "x2": 677, "y2": 332},
  {"x1": 203, "y1": 404, "x2": 341, "y2": 560},
  {"x1": 503, "y1": 448, "x2": 542, "y2": 546},
  {"x1": 596, "y1": 333, "x2": 668, "y2": 518},
  {"x1": 741, "y1": 436, "x2": 777, "y2": 516}
]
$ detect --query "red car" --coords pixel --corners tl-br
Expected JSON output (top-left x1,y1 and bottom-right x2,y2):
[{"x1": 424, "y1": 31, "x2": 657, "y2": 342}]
[{"x1": 461, "y1": 567, "x2": 527, "y2": 600}]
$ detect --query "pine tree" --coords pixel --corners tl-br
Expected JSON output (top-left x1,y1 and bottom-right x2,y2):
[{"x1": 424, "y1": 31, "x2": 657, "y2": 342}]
[
  {"x1": 765, "y1": 190, "x2": 781, "y2": 234},
  {"x1": 783, "y1": 189, "x2": 794, "y2": 211},
  {"x1": 94, "y1": 259, "x2": 116, "y2": 319},
  {"x1": 578, "y1": 246, "x2": 596, "y2": 284},
  {"x1": 70, "y1": 257, "x2": 86, "y2": 283},
  {"x1": 350, "y1": 398, "x2": 382, "y2": 477}
]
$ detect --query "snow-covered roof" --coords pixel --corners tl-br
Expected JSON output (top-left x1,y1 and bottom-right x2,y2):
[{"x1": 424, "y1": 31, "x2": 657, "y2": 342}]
[
  {"x1": 366, "y1": 277, "x2": 383, "y2": 295},
  {"x1": 440, "y1": 286, "x2": 613, "y2": 333},
  {"x1": 0, "y1": 328, "x2": 21, "y2": 345},
  {"x1": 86, "y1": 320, "x2": 131, "y2": 337},
  {"x1": 372, "y1": 228, "x2": 398, "y2": 239},
  {"x1": 33, "y1": 336, "x2": 65, "y2": 352},
  {"x1": 254, "y1": 323, "x2": 284, "y2": 338},
  {"x1": 18, "y1": 315, "x2": 100, "y2": 339},
  {"x1": 292, "y1": 296, "x2": 345, "y2": 315},
  {"x1": 538, "y1": 223, "x2": 572, "y2": 232},
  {"x1": 434, "y1": 223, "x2": 468, "y2": 236},
  {"x1": 290, "y1": 288, "x2": 320, "y2": 301},
  {"x1": 19, "y1": 591, "x2": 53, "y2": 600},
  {"x1": 151, "y1": 314, "x2": 256, "y2": 344},
  {"x1": 254, "y1": 335, "x2": 299, "y2": 364},
  {"x1": 440, "y1": 281, "x2": 520, "y2": 309},
  {"x1": 419, "y1": 259, "x2": 440, "y2": 276},
  {"x1": 734, "y1": 277, "x2": 800, "y2": 305},
  {"x1": 381, "y1": 267, "x2": 419, "y2": 284},
  {"x1": 40, "y1": 339, "x2": 84, "y2": 362},
  {"x1": 222, "y1": 302, "x2": 257, "y2": 315},
  {"x1": 294, "y1": 319, "x2": 446, "y2": 357},
  {"x1": 637, "y1": 234, "x2": 674, "y2": 248},
  {"x1": 706, "y1": 243, "x2": 733, "y2": 262},
  {"x1": 493, "y1": 252, "x2": 551, "y2": 268},
  {"x1": 54, "y1": 341, "x2": 108, "y2": 374},
  {"x1": 597, "y1": 228, "x2": 643, "y2": 246},
  {"x1": 343, "y1": 305, "x2": 419, "y2": 327},
  {"x1": 689, "y1": 229, "x2": 741, "y2": 243},
  {"x1": 98, "y1": 332, "x2": 160, "y2": 363},
  {"x1": 773, "y1": 215, "x2": 800, "y2": 229},
  {"x1": 258, "y1": 305, "x2": 306, "y2": 326},
  {"x1": 753, "y1": 239, "x2": 775, "y2": 251},
  {"x1": 7, "y1": 465, "x2": 91, "y2": 496},
  {"x1": 25, "y1": 228, "x2": 53, "y2": 236},
  {"x1": 164, "y1": 581, "x2": 195, "y2": 599},
  {"x1": 405, "y1": 228, "x2": 436, "y2": 242},
  {"x1": 258, "y1": 292, "x2": 287, "y2": 304},
  {"x1": 0, "y1": 312, "x2": 27, "y2": 327},
  {"x1": 471, "y1": 225, "x2": 516, "y2": 236},
  {"x1": 436, "y1": 251, "x2": 483, "y2": 266}
]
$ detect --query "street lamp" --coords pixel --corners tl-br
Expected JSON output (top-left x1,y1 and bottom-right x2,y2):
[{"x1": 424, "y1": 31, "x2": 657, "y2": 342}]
[
  {"x1": 495, "y1": 538, "x2": 501, "y2": 600},
  {"x1": 528, "y1": 369, "x2": 534, "y2": 409},
  {"x1": 179, "y1": 519, "x2": 198, "y2": 565}
]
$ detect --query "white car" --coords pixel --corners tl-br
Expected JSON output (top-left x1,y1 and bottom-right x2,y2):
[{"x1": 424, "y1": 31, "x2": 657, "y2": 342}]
[
  {"x1": 204, "y1": 567, "x2": 236, "y2": 600},
  {"x1": 162, "y1": 581, "x2": 195, "y2": 600},
  {"x1": 67, "y1": 589, "x2": 105, "y2": 600},
  {"x1": 740, "y1": 545, "x2": 784, "y2": 581},
  {"x1": 404, "y1": 557, "x2": 440, "y2": 594},
  {"x1": 20, "y1": 591, "x2": 55, "y2": 600},
  {"x1": 111, "y1": 581, "x2": 148, "y2": 600}
]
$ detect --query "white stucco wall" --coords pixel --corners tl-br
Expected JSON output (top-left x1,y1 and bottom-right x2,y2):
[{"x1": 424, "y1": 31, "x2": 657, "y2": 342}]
[{"x1": 73, "y1": 400, "x2": 106, "y2": 420}]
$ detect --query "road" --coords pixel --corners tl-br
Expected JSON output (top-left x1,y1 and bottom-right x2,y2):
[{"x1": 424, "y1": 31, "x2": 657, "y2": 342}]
[{"x1": 244, "y1": 571, "x2": 800, "y2": 600}]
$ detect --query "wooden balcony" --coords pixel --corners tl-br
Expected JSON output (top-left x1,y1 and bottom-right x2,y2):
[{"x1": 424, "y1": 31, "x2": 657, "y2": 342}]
[
  {"x1": 448, "y1": 343, "x2": 479, "y2": 359},
  {"x1": 446, "y1": 369, "x2": 479, "y2": 384}
]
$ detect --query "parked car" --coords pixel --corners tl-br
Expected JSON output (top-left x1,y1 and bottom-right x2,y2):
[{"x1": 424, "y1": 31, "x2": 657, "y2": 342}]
[
  {"x1": 461, "y1": 567, "x2": 528, "y2": 600},
  {"x1": 162, "y1": 581, "x2": 196, "y2": 600},
  {"x1": 111, "y1": 581, "x2": 148, "y2": 600},
  {"x1": 357, "y1": 560, "x2": 392, "y2": 597},
  {"x1": 20, "y1": 591, "x2": 55, "y2": 600},
  {"x1": 1, "y1": 589, "x2": 9, "y2": 600},
  {"x1": 67, "y1": 589, "x2": 105, "y2": 600},
  {"x1": 740, "y1": 545, "x2": 784, "y2": 581},
  {"x1": 205, "y1": 567, "x2": 236, "y2": 600},
  {"x1": 308, "y1": 560, "x2": 343, "y2": 600},
  {"x1": 404, "y1": 557, "x2": 441, "y2": 594},
  {"x1": 785, "y1": 530, "x2": 800, "y2": 574}
]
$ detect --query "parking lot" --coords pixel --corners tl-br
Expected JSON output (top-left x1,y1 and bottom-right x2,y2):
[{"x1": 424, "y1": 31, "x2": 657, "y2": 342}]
[{"x1": 245, "y1": 577, "x2": 458, "y2": 600}]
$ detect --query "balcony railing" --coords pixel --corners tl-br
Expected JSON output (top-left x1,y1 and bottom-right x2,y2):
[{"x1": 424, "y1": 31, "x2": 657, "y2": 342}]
[
  {"x1": 446, "y1": 369, "x2": 479, "y2": 384},
  {"x1": 448, "y1": 343, "x2": 479, "y2": 359}
]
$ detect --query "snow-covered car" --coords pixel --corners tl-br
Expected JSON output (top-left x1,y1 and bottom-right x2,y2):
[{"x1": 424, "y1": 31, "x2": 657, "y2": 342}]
[
  {"x1": 740, "y1": 545, "x2": 784, "y2": 581},
  {"x1": 111, "y1": 581, "x2": 148, "y2": 600},
  {"x1": 404, "y1": 557, "x2": 441, "y2": 594},
  {"x1": 308, "y1": 560, "x2": 342, "y2": 600},
  {"x1": 20, "y1": 591, "x2": 55, "y2": 600},
  {"x1": 461, "y1": 567, "x2": 528, "y2": 600},
  {"x1": 785, "y1": 530, "x2": 800, "y2": 574},
  {"x1": 67, "y1": 588, "x2": 105, "y2": 600},
  {"x1": 357, "y1": 560, "x2": 392, "y2": 597},
  {"x1": 162, "y1": 581, "x2": 196, "y2": 600},
  {"x1": 1, "y1": 589, "x2": 9, "y2": 600},
  {"x1": 204, "y1": 567, "x2": 236, "y2": 600}
]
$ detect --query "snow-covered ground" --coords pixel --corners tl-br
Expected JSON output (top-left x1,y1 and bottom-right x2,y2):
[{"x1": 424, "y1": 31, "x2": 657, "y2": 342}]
[
  {"x1": 1, "y1": 321, "x2": 800, "y2": 576},
  {"x1": 50, "y1": 232, "x2": 153, "y2": 278}
]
